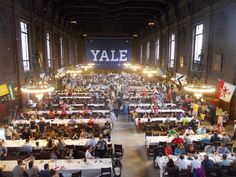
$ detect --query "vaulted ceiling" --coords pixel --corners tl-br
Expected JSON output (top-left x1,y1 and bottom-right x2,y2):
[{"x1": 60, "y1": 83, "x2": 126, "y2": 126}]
[{"x1": 47, "y1": 0, "x2": 178, "y2": 36}]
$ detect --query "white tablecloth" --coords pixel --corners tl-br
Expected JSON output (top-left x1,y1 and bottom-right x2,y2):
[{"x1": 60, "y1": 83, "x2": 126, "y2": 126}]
[
  {"x1": 12, "y1": 118, "x2": 110, "y2": 127},
  {"x1": 0, "y1": 158, "x2": 112, "y2": 177},
  {"x1": 131, "y1": 108, "x2": 185, "y2": 114},
  {"x1": 145, "y1": 135, "x2": 215, "y2": 146},
  {"x1": 26, "y1": 110, "x2": 110, "y2": 115},
  {"x1": 135, "y1": 117, "x2": 193, "y2": 125},
  {"x1": 52, "y1": 103, "x2": 105, "y2": 107},
  {"x1": 129, "y1": 103, "x2": 176, "y2": 107},
  {"x1": 2, "y1": 138, "x2": 111, "y2": 148}
]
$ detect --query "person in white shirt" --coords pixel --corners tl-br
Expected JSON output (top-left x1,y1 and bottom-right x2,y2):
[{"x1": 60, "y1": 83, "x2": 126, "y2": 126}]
[
  {"x1": 85, "y1": 146, "x2": 94, "y2": 159},
  {"x1": 85, "y1": 134, "x2": 97, "y2": 148},
  {"x1": 184, "y1": 127, "x2": 195, "y2": 136},
  {"x1": 191, "y1": 155, "x2": 201, "y2": 172},
  {"x1": 178, "y1": 154, "x2": 188, "y2": 171}
]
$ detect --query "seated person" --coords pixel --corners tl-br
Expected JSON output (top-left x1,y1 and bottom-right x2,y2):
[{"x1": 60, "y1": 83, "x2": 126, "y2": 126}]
[
  {"x1": 174, "y1": 143, "x2": 186, "y2": 155},
  {"x1": 167, "y1": 128, "x2": 179, "y2": 137},
  {"x1": 219, "y1": 154, "x2": 231, "y2": 168},
  {"x1": 46, "y1": 138, "x2": 55, "y2": 149},
  {"x1": 164, "y1": 158, "x2": 178, "y2": 176},
  {"x1": 26, "y1": 160, "x2": 39, "y2": 177},
  {"x1": 221, "y1": 132, "x2": 231, "y2": 145},
  {"x1": 0, "y1": 141, "x2": 7, "y2": 159},
  {"x1": 210, "y1": 132, "x2": 221, "y2": 142},
  {"x1": 87, "y1": 117, "x2": 94, "y2": 128},
  {"x1": 184, "y1": 126, "x2": 195, "y2": 136},
  {"x1": 85, "y1": 146, "x2": 94, "y2": 159},
  {"x1": 201, "y1": 155, "x2": 215, "y2": 175},
  {"x1": 200, "y1": 135, "x2": 210, "y2": 144},
  {"x1": 197, "y1": 126, "x2": 206, "y2": 135},
  {"x1": 187, "y1": 144, "x2": 196, "y2": 156},
  {"x1": 181, "y1": 114, "x2": 189, "y2": 127},
  {"x1": 85, "y1": 134, "x2": 97, "y2": 148},
  {"x1": 39, "y1": 163, "x2": 50, "y2": 177},
  {"x1": 20, "y1": 139, "x2": 32, "y2": 154},
  {"x1": 171, "y1": 135, "x2": 184, "y2": 145},
  {"x1": 184, "y1": 134, "x2": 192, "y2": 146},
  {"x1": 216, "y1": 143, "x2": 231, "y2": 154},
  {"x1": 178, "y1": 154, "x2": 188, "y2": 171},
  {"x1": 34, "y1": 141, "x2": 41, "y2": 151},
  {"x1": 204, "y1": 143, "x2": 215, "y2": 154},
  {"x1": 164, "y1": 143, "x2": 173, "y2": 158},
  {"x1": 80, "y1": 129, "x2": 90, "y2": 138},
  {"x1": 191, "y1": 155, "x2": 201, "y2": 174}
]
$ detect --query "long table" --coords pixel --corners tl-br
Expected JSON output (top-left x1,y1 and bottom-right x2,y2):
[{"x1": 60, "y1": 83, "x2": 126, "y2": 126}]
[
  {"x1": 0, "y1": 158, "x2": 112, "y2": 177},
  {"x1": 2, "y1": 138, "x2": 111, "y2": 148},
  {"x1": 129, "y1": 103, "x2": 176, "y2": 107},
  {"x1": 12, "y1": 118, "x2": 111, "y2": 127},
  {"x1": 155, "y1": 153, "x2": 235, "y2": 177},
  {"x1": 26, "y1": 110, "x2": 110, "y2": 115},
  {"x1": 145, "y1": 134, "x2": 219, "y2": 147},
  {"x1": 131, "y1": 108, "x2": 185, "y2": 114},
  {"x1": 135, "y1": 117, "x2": 193, "y2": 126},
  {"x1": 52, "y1": 103, "x2": 105, "y2": 107}
]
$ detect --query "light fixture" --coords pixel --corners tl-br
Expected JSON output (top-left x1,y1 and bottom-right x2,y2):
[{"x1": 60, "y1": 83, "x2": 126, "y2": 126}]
[
  {"x1": 123, "y1": 63, "x2": 131, "y2": 68},
  {"x1": 184, "y1": 84, "x2": 216, "y2": 98},
  {"x1": 70, "y1": 20, "x2": 77, "y2": 24},
  {"x1": 83, "y1": 34, "x2": 87, "y2": 37},
  {"x1": 133, "y1": 34, "x2": 138, "y2": 37},
  {"x1": 21, "y1": 78, "x2": 54, "y2": 100},
  {"x1": 148, "y1": 22, "x2": 155, "y2": 26},
  {"x1": 66, "y1": 65, "x2": 82, "y2": 74}
]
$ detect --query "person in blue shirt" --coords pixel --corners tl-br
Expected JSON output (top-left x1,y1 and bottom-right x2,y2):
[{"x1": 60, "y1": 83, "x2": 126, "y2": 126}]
[
  {"x1": 219, "y1": 154, "x2": 231, "y2": 168},
  {"x1": 197, "y1": 126, "x2": 206, "y2": 135},
  {"x1": 216, "y1": 143, "x2": 231, "y2": 154},
  {"x1": 39, "y1": 163, "x2": 50, "y2": 177},
  {"x1": 174, "y1": 143, "x2": 186, "y2": 155}
]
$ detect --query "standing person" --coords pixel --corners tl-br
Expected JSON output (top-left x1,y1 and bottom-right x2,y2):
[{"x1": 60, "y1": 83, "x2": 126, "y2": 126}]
[
  {"x1": 96, "y1": 134, "x2": 107, "y2": 158},
  {"x1": 113, "y1": 100, "x2": 119, "y2": 119},
  {"x1": 13, "y1": 159, "x2": 26, "y2": 177}
]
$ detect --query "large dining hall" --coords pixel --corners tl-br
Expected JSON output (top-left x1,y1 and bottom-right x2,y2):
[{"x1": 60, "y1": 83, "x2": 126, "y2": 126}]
[{"x1": 1, "y1": 0, "x2": 236, "y2": 177}]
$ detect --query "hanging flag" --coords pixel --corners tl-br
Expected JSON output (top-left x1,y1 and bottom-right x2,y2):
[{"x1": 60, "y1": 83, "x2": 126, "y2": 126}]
[
  {"x1": 218, "y1": 79, "x2": 236, "y2": 102},
  {"x1": 176, "y1": 73, "x2": 187, "y2": 85},
  {"x1": 7, "y1": 82, "x2": 15, "y2": 99},
  {"x1": 0, "y1": 84, "x2": 9, "y2": 96}
]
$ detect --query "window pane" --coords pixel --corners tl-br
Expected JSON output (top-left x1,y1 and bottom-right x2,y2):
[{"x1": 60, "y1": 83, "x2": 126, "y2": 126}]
[
  {"x1": 46, "y1": 32, "x2": 52, "y2": 68},
  {"x1": 193, "y1": 24, "x2": 204, "y2": 63},
  {"x1": 140, "y1": 45, "x2": 143, "y2": 63},
  {"x1": 60, "y1": 37, "x2": 64, "y2": 67},
  {"x1": 20, "y1": 21, "x2": 30, "y2": 71},
  {"x1": 146, "y1": 42, "x2": 150, "y2": 61},
  {"x1": 155, "y1": 39, "x2": 160, "y2": 63},
  {"x1": 169, "y1": 33, "x2": 175, "y2": 68}
]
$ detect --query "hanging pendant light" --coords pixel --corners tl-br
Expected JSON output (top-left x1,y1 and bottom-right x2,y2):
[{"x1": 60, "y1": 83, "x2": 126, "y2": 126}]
[
  {"x1": 184, "y1": 84, "x2": 215, "y2": 98},
  {"x1": 21, "y1": 77, "x2": 54, "y2": 100},
  {"x1": 183, "y1": 51, "x2": 215, "y2": 98}
]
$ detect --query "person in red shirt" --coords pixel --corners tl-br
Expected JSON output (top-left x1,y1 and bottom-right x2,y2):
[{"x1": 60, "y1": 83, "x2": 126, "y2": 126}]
[
  {"x1": 87, "y1": 117, "x2": 94, "y2": 129},
  {"x1": 171, "y1": 135, "x2": 184, "y2": 145},
  {"x1": 164, "y1": 143, "x2": 173, "y2": 158},
  {"x1": 49, "y1": 109, "x2": 54, "y2": 119}
]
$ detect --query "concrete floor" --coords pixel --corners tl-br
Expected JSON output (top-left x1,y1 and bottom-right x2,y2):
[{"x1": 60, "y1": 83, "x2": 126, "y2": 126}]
[{"x1": 111, "y1": 115, "x2": 159, "y2": 177}]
